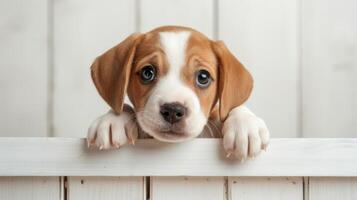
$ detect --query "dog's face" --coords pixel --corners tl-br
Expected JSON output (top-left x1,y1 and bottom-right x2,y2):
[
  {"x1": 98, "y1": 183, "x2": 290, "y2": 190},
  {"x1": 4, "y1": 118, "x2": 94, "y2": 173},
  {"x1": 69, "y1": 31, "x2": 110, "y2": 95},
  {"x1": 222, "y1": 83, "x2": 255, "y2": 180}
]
[
  {"x1": 128, "y1": 30, "x2": 219, "y2": 142},
  {"x1": 91, "y1": 26, "x2": 253, "y2": 142}
]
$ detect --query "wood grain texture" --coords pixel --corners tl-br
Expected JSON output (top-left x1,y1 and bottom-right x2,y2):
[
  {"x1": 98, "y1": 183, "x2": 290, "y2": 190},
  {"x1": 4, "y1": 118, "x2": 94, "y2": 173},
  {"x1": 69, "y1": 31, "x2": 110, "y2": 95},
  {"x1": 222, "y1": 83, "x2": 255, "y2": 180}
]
[
  {"x1": 0, "y1": 0, "x2": 48, "y2": 136},
  {"x1": 0, "y1": 138, "x2": 356, "y2": 176},
  {"x1": 0, "y1": 177, "x2": 60, "y2": 200},
  {"x1": 151, "y1": 177, "x2": 225, "y2": 200},
  {"x1": 68, "y1": 176, "x2": 145, "y2": 200},
  {"x1": 140, "y1": 0, "x2": 214, "y2": 38},
  {"x1": 229, "y1": 177, "x2": 303, "y2": 200},
  {"x1": 309, "y1": 177, "x2": 357, "y2": 200},
  {"x1": 53, "y1": 0, "x2": 136, "y2": 137},
  {"x1": 218, "y1": 0, "x2": 299, "y2": 137},
  {"x1": 302, "y1": 0, "x2": 357, "y2": 137}
]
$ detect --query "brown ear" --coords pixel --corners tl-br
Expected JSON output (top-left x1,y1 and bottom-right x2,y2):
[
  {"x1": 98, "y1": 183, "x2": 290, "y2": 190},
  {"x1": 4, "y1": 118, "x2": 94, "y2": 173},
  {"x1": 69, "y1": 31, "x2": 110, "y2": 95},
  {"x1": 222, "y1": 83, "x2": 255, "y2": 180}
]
[
  {"x1": 91, "y1": 33, "x2": 143, "y2": 114},
  {"x1": 211, "y1": 41, "x2": 253, "y2": 121}
]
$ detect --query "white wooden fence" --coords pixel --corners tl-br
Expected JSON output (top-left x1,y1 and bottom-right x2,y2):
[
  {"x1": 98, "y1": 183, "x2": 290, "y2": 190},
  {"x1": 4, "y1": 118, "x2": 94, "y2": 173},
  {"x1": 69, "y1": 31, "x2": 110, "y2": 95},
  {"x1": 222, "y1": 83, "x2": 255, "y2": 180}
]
[{"x1": 0, "y1": 138, "x2": 356, "y2": 200}]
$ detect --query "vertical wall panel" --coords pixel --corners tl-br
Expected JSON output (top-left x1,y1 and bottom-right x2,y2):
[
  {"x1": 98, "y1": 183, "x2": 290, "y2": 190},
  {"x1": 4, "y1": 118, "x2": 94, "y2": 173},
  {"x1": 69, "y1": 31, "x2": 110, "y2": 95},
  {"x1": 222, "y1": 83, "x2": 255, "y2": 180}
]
[
  {"x1": 219, "y1": 0, "x2": 299, "y2": 137},
  {"x1": 0, "y1": 177, "x2": 61, "y2": 200},
  {"x1": 0, "y1": 0, "x2": 48, "y2": 136},
  {"x1": 229, "y1": 177, "x2": 303, "y2": 200},
  {"x1": 302, "y1": 0, "x2": 357, "y2": 137},
  {"x1": 151, "y1": 177, "x2": 225, "y2": 200},
  {"x1": 309, "y1": 177, "x2": 357, "y2": 200},
  {"x1": 53, "y1": 0, "x2": 136, "y2": 137},
  {"x1": 140, "y1": 0, "x2": 214, "y2": 38},
  {"x1": 68, "y1": 177, "x2": 145, "y2": 200}
]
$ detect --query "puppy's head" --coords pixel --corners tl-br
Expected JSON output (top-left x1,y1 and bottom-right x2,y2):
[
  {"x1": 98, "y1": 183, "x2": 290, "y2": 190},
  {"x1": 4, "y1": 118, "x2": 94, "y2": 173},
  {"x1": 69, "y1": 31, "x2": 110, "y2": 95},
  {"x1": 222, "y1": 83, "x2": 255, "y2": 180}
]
[{"x1": 91, "y1": 26, "x2": 253, "y2": 142}]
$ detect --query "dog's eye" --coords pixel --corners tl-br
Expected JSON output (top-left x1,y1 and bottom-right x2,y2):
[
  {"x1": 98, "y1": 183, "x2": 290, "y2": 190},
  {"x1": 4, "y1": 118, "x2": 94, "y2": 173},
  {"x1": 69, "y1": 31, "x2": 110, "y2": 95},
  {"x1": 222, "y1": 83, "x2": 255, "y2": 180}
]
[
  {"x1": 196, "y1": 70, "x2": 211, "y2": 88},
  {"x1": 140, "y1": 65, "x2": 156, "y2": 84}
]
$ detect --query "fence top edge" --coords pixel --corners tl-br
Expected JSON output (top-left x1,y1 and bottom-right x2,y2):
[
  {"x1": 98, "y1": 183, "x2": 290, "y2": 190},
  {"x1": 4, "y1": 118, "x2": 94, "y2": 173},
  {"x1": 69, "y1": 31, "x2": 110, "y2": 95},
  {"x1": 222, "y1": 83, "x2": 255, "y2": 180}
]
[{"x1": 0, "y1": 138, "x2": 356, "y2": 176}]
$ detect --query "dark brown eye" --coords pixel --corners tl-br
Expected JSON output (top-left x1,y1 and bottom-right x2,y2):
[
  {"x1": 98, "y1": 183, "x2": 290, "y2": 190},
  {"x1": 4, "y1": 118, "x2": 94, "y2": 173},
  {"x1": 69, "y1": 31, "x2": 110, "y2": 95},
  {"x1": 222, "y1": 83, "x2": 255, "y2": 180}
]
[
  {"x1": 196, "y1": 69, "x2": 211, "y2": 88},
  {"x1": 140, "y1": 65, "x2": 156, "y2": 84}
]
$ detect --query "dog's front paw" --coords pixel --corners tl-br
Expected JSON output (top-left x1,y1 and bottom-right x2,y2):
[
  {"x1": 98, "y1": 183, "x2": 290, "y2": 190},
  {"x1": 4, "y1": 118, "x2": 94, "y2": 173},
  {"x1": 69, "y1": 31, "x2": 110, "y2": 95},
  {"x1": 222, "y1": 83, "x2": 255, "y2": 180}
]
[
  {"x1": 87, "y1": 109, "x2": 138, "y2": 150},
  {"x1": 222, "y1": 106, "x2": 269, "y2": 160}
]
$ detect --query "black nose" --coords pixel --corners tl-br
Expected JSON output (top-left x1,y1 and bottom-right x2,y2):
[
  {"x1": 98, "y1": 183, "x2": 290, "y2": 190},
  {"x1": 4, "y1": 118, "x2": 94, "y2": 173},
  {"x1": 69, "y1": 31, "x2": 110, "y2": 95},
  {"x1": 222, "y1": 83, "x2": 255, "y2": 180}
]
[{"x1": 160, "y1": 103, "x2": 187, "y2": 124}]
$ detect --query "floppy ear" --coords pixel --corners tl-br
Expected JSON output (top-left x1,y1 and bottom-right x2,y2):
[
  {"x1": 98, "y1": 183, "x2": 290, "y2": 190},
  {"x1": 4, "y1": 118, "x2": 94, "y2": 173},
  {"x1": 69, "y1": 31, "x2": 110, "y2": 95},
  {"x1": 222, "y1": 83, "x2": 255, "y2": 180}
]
[
  {"x1": 211, "y1": 41, "x2": 253, "y2": 121},
  {"x1": 91, "y1": 33, "x2": 143, "y2": 114}
]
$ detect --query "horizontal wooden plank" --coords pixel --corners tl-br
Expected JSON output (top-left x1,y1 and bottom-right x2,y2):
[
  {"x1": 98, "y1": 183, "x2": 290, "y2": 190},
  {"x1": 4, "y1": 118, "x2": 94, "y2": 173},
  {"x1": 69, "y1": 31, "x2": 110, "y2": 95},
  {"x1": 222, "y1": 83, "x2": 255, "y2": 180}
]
[{"x1": 0, "y1": 138, "x2": 356, "y2": 176}]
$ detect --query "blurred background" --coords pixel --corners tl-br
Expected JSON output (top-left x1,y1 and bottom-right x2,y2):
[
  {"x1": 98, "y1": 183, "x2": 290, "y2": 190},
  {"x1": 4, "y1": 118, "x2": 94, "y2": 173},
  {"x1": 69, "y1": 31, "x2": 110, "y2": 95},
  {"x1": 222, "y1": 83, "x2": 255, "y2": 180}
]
[{"x1": 0, "y1": 0, "x2": 356, "y2": 138}]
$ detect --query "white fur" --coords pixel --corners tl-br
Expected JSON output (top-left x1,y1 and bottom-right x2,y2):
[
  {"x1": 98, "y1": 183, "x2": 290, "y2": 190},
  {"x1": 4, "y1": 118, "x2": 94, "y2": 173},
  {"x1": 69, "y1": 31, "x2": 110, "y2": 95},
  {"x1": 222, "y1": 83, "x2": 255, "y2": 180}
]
[
  {"x1": 87, "y1": 110, "x2": 137, "y2": 149},
  {"x1": 222, "y1": 105, "x2": 270, "y2": 160},
  {"x1": 136, "y1": 31, "x2": 207, "y2": 142}
]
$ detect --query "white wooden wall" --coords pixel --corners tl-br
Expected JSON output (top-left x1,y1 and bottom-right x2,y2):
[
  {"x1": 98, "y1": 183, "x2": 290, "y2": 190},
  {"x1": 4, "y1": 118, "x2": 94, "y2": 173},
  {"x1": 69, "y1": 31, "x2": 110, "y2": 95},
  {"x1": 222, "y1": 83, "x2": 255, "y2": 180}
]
[
  {"x1": 301, "y1": 0, "x2": 357, "y2": 137},
  {"x1": 0, "y1": 0, "x2": 356, "y2": 138},
  {"x1": 0, "y1": 0, "x2": 48, "y2": 136}
]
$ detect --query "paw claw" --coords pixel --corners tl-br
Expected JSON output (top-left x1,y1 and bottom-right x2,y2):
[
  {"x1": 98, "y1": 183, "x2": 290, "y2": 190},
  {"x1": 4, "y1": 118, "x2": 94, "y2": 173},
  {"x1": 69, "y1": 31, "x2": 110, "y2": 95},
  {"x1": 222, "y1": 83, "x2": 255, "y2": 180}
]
[
  {"x1": 222, "y1": 107, "x2": 270, "y2": 161},
  {"x1": 113, "y1": 143, "x2": 120, "y2": 149},
  {"x1": 262, "y1": 144, "x2": 268, "y2": 151},
  {"x1": 87, "y1": 139, "x2": 95, "y2": 148},
  {"x1": 87, "y1": 110, "x2": 138, "y2": 150},
  {"x1": 129, "y1": 138, "x2": 135, "y2": 145}
]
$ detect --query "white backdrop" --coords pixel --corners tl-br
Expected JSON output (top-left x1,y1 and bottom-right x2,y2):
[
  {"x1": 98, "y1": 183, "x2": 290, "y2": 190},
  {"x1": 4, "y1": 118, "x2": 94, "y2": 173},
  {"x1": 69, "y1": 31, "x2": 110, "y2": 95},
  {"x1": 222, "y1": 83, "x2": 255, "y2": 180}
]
[{"x1": 0, "y1": 0, "x2": 356, "y2": 138}]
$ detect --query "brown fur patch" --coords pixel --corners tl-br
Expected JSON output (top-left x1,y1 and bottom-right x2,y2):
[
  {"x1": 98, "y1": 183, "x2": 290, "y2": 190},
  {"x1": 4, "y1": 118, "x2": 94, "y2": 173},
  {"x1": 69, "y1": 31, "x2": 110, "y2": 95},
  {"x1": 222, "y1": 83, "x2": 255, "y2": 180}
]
[
  {"x1": 127, "y1": 31, "x2": 168, "y2": 111},
  {"x1": 182, "y1": 31, "x2": 218, "y2": 117}
]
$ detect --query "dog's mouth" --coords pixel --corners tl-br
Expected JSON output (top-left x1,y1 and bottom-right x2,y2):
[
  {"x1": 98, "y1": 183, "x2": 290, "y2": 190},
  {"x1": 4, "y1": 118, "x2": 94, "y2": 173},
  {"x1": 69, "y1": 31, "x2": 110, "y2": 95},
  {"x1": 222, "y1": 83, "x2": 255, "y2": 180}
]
[
  {"x1": 159, "y1": 124, "x2": 186, "y2": 134},
  {"x1": 153, "y1": 131, "x2": 193, "y2": 142},
  {"x1": 136, "y1": 110, "x2": 204, "y2": 143},
  {"x1": 150, "y1": 126, "x2": 192, "y2": 142}
]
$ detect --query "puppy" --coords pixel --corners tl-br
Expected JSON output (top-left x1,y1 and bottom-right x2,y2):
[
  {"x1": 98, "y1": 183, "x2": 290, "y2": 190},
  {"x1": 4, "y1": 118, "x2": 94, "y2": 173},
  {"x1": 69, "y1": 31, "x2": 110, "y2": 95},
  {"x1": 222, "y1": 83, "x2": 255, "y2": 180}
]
[{"x1": 87, "y1": 26, "x2": 269, "y2": 160}]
